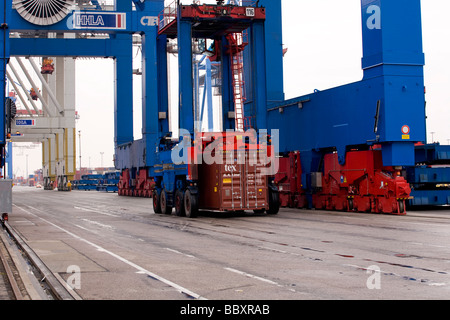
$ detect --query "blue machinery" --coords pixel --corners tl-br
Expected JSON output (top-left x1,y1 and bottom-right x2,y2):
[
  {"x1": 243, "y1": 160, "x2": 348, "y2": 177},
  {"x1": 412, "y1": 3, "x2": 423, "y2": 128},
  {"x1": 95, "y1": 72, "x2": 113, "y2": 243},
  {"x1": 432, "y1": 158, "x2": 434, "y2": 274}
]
[{"x1": 1, "y1": 0, "x2": 446, "y2": 211}]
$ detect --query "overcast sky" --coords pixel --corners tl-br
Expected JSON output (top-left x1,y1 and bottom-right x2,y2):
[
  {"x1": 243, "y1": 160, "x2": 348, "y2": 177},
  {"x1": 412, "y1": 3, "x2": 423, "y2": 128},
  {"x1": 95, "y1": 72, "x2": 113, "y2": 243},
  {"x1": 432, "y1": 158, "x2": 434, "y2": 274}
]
[{"x1": 10, "y1": 0, "x2": 450, "y2": 178}]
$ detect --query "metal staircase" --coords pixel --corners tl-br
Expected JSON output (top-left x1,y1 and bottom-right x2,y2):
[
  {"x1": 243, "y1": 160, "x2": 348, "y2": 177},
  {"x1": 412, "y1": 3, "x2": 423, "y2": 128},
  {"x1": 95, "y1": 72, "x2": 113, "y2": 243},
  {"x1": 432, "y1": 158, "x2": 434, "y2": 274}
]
[{"x1": 227, "y1": 32, "x2": 247, "y2": 132}]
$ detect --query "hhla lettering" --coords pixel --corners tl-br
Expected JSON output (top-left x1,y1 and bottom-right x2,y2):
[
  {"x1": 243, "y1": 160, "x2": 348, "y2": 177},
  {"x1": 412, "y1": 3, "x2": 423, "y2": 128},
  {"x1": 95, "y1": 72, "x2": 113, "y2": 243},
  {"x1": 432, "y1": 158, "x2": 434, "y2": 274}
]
[{"x1": 76, "y1": 14, "x2": 105, "y2": 26}]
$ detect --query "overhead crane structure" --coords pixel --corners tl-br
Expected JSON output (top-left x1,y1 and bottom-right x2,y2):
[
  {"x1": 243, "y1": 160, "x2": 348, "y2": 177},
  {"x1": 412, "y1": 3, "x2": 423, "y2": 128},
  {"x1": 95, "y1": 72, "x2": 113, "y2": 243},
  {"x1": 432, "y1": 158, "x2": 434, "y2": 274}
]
[
  {"x1": 0, "y1": 0, "x2": 279, "y2": 217},
  {"x1": 1, "y1": 0, "x2": 428, "y2": 216}
]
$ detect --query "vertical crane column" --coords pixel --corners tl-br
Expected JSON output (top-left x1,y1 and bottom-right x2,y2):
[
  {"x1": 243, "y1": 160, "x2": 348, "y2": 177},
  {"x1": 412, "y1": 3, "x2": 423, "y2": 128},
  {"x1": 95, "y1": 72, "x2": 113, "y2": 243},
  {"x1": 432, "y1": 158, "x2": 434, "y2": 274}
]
[
  {"x1": 142, "y1": 0, "x2": 168, "y2": 167},
  {"x1": 0, "y1": 1, "x2": 11, "y2": 175},
  {"x1": 114, "y1": 35, "x2": 134, "y2": 147},
  {"x1": 42, "y1": 53, "x2": 57, "y2": 189},
  {"x1": 39, "y1": 33, "x2": 76, "y2": 190},
  {"x1": 361, "y1": 0, "x2": 425, "y2": 166},
  {"x1": 114, "y1": 1, "x2": 133, "y2": 148},
  {"x1": 40, "y1": 32, "x2": 58, "y2": 189},
  {"x1": 250, "y1": 20, "x2": 268, "y2": 131},
  {"x1": 221, "y1": 36, "x2": 234, "y2": 131},
  {"x1": 178, "y1": 19, "x2": 194, "y2": 134},
  {"x1": 257, "y1": 0, "x2": 284, "y2": 105},
  {"x1": 42, "y1": 137, "x2": 56, "y2": 189},
  {"x1": 53, "y1": 55, "x2": 65, "y2": 189},
  {"x1": 243, "y1": 0, "x2": 284, "y2": 131},
  {"x1": 55, "y1": 53, "x2": 76, "y2": 189}
]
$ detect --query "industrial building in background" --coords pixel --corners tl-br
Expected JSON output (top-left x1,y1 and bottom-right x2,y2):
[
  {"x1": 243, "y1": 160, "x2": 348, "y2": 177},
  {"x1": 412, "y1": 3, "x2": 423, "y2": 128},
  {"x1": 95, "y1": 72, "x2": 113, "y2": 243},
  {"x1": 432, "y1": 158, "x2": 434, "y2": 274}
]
[{"x1": 1, "y1": 0, "x2": 449, "y2": 218}]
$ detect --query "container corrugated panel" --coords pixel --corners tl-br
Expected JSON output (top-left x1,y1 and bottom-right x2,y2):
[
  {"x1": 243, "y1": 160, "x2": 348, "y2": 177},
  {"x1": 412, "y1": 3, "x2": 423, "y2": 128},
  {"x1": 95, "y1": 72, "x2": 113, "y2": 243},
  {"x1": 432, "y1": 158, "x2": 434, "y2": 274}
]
[{"x1": 198, "y1": 150, "x2": 268, "y2": 211}]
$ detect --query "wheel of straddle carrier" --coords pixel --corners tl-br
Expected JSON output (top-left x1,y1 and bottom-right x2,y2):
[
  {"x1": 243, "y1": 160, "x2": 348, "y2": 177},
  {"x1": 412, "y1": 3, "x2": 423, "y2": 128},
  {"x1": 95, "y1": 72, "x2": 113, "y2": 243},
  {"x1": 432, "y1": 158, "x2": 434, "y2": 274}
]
[
  {"x1": 160, "y1": 190, "x2": 172, "y2": 215},
  {"x1": 348, "y1": 198, "x2": 354, "y2": 211},
  {"x1": 267, "y1": 187, "x2": 280, "y2": 215},
  {"x1": 174, "y1": 189, "x2": 186, "y2": 217},
  {"x1": 398, "y1": 200, "x2": 405, "y2": 214},
  {"x1": 152, "y1": 190, "x2": 162, "y2": 214},
  {"x1": 184, "y1": 189, "x2": 198, "y2": 218}
]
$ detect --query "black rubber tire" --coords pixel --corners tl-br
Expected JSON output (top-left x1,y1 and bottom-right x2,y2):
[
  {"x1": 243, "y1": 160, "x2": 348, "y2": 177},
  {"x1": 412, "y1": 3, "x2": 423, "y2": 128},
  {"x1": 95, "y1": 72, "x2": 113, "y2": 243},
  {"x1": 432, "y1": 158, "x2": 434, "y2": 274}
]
[
  {"x1": 161, "y1": 190, "x2": 172, "y2": 215},
  {"x1": 398, "y1": 200, "x2": 405, "y2": 214},
  {"x1": 348, "y1": 198, "x2": 354, "y2": 211},
  {"x1": 184, "y1": 189, "x2": 198, "y2": 218},
  {"x1": 152, "y1": 190, "x2": 162, "y2": 214},
  {"x1": 267, "y1": 189, "x2": 280, "y2": 215},
  {"x1": 174, "y1": 189, "x2": 186, "y2": 217}
]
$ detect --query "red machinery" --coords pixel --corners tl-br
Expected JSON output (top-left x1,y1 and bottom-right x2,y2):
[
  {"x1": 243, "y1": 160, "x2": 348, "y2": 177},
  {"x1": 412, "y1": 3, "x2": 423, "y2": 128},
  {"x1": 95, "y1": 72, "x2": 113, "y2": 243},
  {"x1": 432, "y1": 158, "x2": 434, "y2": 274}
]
[
  {"x1": 118, "y1": 168, "x2": 155, "y2": 197},
  {"x1": 30, "y1": 88, "x2": 38, "y2": 100},
  {"x1": 274, "y1": 151, "x2": 307, "y2": 209},
  {"x1": 41, "y1": 58, "x2": 54, "y2": 74},
  {"x1": 275, "y1": 150, "x2": 411, "y2": 215}
]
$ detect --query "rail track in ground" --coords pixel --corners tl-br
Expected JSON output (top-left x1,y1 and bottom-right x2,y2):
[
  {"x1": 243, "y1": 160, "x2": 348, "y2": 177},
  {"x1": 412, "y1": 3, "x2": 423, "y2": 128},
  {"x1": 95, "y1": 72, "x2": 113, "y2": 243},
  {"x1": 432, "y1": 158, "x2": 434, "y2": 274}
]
[
  {"x1": 0, "y1": 226, "x2": 27, "y2": 300},
  {"x1": 0, "y1": 220, "x2": 77, "y2": 300}
]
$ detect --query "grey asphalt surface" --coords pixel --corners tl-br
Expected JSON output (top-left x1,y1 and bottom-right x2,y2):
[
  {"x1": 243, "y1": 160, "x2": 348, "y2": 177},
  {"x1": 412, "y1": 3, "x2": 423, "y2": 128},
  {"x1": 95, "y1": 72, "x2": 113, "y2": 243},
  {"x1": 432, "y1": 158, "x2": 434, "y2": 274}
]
[{"x1": 8, "y1": 186, "x2": 450, "y2": 300}]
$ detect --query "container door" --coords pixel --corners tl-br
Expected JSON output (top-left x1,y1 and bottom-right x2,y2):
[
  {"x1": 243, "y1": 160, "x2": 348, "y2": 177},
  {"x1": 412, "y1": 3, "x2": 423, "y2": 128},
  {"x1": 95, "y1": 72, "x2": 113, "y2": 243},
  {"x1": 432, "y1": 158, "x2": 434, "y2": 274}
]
[
  {"x1": 220, "y1": 151, "x2": 245, "y2": 210},
  {"x1": 245, "y1": 150, "x2": 268, "y2": 210}
]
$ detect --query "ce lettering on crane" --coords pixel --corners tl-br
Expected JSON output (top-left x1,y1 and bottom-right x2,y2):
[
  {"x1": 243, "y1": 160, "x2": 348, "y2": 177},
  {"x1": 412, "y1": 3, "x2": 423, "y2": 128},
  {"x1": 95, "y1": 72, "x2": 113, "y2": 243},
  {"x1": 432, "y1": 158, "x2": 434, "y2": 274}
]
[
  {"x1": 366, "y1": 5, "x2": 381, "y2": 30},
  {"x1": 141, "y1": 16, "x2": 158, "y2": 27}
]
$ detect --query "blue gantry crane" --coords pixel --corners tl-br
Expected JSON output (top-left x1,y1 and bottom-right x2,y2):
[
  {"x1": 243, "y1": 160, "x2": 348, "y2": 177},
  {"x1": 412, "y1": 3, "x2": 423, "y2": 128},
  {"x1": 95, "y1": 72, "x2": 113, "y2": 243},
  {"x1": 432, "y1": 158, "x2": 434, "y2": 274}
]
[
  {"x1": 0, "y1": 0, "x2": 446, "y2": 217},
  {"x1": 1, "y1": 0, "x2": 279, "y2": 218}
]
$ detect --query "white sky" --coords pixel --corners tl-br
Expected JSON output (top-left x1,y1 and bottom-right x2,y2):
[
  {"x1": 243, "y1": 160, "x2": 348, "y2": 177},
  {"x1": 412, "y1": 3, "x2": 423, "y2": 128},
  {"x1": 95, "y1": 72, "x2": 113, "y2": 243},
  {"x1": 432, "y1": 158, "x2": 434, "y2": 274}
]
[{"x1": 9, "y1": 0, "x2": 450, "y2": 178}]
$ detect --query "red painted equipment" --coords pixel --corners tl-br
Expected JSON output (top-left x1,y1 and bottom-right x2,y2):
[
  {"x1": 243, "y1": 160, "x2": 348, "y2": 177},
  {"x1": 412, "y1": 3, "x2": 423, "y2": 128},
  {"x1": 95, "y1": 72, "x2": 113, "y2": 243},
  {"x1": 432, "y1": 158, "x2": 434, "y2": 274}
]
[
  {"x1": 30, "y1": 88, "x2": 38, "y2": 100},
  {"x1": 158, "y1": 2, "x2": 266, "y2": 37},
  {"x1": 118, "y1": 169, "x2": 132, "y2": 196},
  {"x1": 41, "y1": 58, "x2": 54, "y2": 74},
  {"x1": 276, "y1": 150, "x2": 411, "y2": 215},
  {"x1": 118, "y1": 168, "x2": 156, "y2": 198},
  {"x1": 135, "y1": 169, "x2": 155, "y2": 197},
  {"x1": 226, "y1": 32, "x2": 247, "y2": 132},
  {"x1": 273, "y1": 151, "x2": 307, "y2": 208}
]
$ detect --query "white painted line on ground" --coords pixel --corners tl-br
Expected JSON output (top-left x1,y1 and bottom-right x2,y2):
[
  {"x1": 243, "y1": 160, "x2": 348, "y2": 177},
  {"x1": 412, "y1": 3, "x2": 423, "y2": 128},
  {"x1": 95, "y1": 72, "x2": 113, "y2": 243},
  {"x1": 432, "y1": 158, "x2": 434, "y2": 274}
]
[
  {"x1": 75, "y1": 225, "x2": 93, "y2": 232},
  {"x1": 224, "y1": 267, "x2": 279, "y2": 285},
  {"x1": 14, "y1": 204, "x2": 205, "y2": 300},
  {"x1": 166, "y1": 248, "x2": 196, "y2": 259},
  {"x1": 74, "y1": 206, "x2": 120, "y2": 217},
  {"x1": 81, "y1": 218, "x2": 115, "y2": 230}
]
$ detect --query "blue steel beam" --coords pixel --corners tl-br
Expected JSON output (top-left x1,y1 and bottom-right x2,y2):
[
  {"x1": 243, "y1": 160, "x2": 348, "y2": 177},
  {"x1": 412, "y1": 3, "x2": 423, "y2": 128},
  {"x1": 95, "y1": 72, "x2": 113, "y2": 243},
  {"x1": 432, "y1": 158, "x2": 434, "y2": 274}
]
[
  {"x1": 114, "y1": 34, "x2": 134, "y2": 147},
  {"x1": 259, "y1": 0, "x2": 284, "y2": 105},
  {"x1": 250, "y1": 20, "x2": 268, "y2": 131},
  {"x1": 1, "y1": 0, "x2": 11, "y2": 172},
  {"x1": 141, "y1": 0, "x2": 168, "y2": 167},
  {"x1": 9, "y1": 9, "x2": 159, "y2": 34},
  {"x1": 242, "y1": 19, "x2": 268, "y2": 131},
  {"x1": 9, "y1": 38, "x2": 129, "y2": 57},
  {"x1": 220, "y1": 35, "x2": 234, "y2": 131},
  {"x1": 243, "y1": 0, "x2": 283, "y2": 129},
  {"x1": 177, "y1": 18, "x2": 194, "y2": 134}
]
